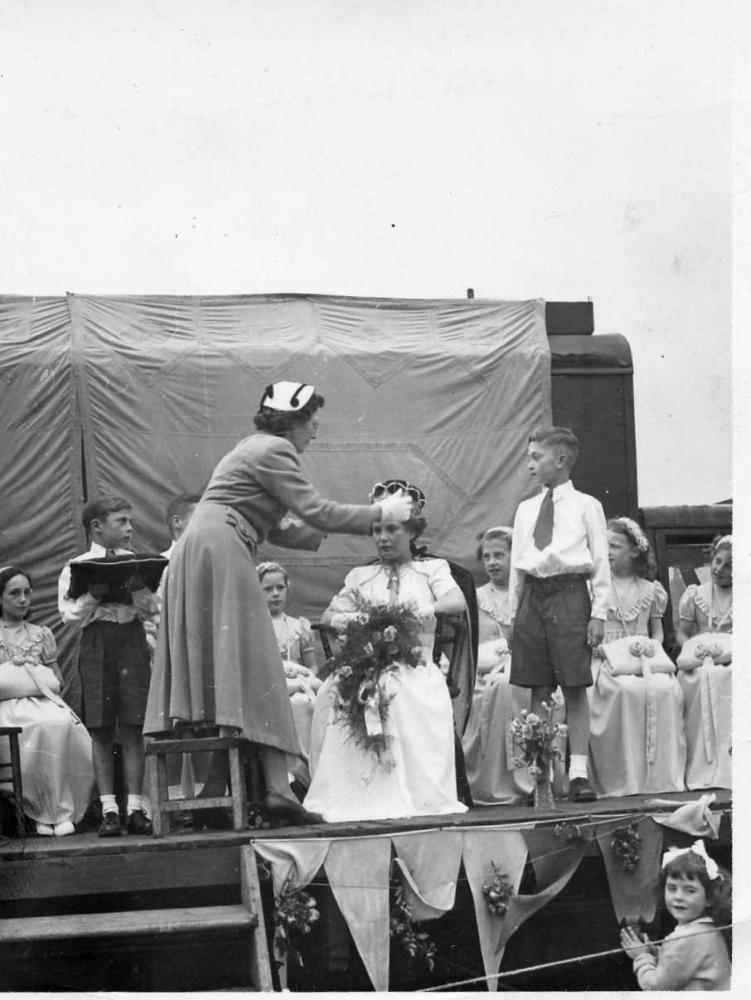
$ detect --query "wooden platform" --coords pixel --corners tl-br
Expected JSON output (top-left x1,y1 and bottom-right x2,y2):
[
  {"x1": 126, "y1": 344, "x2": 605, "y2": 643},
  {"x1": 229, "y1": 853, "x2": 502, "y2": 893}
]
[{"x1": 0, "y1": 789, "x2": 731, "y2": 991}]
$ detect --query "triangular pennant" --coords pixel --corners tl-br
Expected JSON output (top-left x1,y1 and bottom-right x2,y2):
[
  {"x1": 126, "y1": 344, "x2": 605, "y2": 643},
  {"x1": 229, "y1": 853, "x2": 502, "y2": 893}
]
[
  {"x1": 251, "y1": 837, "x2": 332, "y2": 896},
  {"x1": 462, "y1": 828, "x2": 529, "y2": 992},
  {"x1": 324, "y1": 836, "x2": 392, "y2": 992},
  {"x1": 494, "y1": 835, "x2": 589, "y2": 981},
  {"x1": 523, "y1": 825, "x2": 587, "y2": 889},
  {"x1": 392, "y1": 830, "x2": 463, "y2": 921},
  {"x1": 596, "y1": 817, "x2": 667, "y2": 925}
]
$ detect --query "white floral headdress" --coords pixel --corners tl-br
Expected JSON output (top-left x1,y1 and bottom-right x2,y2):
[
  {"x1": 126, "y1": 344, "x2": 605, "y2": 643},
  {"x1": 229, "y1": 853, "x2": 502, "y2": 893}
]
[{"x1": 612, "y1": 517, "x2": 650, "y2": 554}]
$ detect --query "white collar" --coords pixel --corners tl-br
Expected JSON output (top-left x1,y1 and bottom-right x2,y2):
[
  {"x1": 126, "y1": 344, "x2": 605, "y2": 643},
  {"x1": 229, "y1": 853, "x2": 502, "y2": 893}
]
[{"x1": 539, "y1": 480, "x2": 574, "y2": 501}]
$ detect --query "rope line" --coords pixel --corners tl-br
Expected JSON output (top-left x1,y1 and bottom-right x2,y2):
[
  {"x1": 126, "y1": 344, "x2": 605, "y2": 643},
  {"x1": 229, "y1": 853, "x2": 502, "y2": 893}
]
[{"x1": 418, "y1": 921, "x2": 734, "y2": 992}]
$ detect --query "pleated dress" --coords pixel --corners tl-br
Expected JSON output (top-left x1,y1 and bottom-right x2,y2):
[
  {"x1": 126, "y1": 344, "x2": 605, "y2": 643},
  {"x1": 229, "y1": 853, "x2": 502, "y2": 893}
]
[{"x1": 143, "y1": 431, "x2": 374, "y2": 754}]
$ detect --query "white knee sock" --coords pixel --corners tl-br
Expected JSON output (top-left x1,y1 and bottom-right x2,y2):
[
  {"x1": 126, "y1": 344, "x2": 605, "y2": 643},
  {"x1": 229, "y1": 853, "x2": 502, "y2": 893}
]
[
  {"x1": 568, "y1": 754, "x2": 589, "y2": 781},
  {"x1": 100, "y1": 794, "x2": 118, "y2": 815}
]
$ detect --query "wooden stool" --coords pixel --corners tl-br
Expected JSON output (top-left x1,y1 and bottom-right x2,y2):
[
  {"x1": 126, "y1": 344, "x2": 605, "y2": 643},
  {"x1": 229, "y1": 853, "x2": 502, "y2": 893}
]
[
  {"x1": 145, "y1": 735, "x2": 261, "y2": 837},
  {"x1": 0, "y1": 727, "x2": 25, "y2": 837}
]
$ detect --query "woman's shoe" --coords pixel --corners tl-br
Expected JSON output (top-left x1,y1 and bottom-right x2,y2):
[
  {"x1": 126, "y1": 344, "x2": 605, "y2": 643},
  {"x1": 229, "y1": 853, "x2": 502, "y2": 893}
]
[
  {"x1": 53, "y1": 821, "x2": 76, "y2": 837},
  {"x1": 35, "y1": 822, "x2": 54, "y2": 836},
  {"x1": 262, "y1": 791, "x2": 324, "y2": 826}
]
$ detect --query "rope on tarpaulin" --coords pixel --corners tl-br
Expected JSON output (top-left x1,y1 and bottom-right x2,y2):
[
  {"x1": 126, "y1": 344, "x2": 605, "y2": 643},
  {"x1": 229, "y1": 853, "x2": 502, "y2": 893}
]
[{"x1": 417, "y1": 921, "x2": 734, "y2": 992}]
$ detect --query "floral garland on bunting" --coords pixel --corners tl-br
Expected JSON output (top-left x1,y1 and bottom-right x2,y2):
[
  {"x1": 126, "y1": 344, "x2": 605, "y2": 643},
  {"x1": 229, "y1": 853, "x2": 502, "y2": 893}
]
[
  {"x1": 389, "y1": 881, "x2": 437, "y2": 970},
  {"x1": 272, "y1": 878, "x2": 320, "y2": 966},
  {"x1": 320, "y1": 599, "x2": 424, "y2": 761},
  {"x1": 610, "y1": 822, "x2": 642, "y2": 871},
  {"x1": 554, "y1": 821, "x2": 584, "y2": 844},
  {"x1": 481, "y1": 861, "x2": 515, "y2": 917}
]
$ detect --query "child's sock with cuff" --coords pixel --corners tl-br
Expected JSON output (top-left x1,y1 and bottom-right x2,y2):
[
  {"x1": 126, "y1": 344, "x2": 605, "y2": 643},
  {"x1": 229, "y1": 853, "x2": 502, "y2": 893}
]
[
  {"x1": 100, "y1": 794, "x2": 118, "y2": 815},
  {"x1": 568, "y1": 754, "x2": 589, "y2": 782}
]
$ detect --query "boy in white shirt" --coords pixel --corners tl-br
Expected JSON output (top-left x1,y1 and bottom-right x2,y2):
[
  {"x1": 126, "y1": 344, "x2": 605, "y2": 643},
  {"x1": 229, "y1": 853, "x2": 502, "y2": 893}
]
[
  {"x1": 59, "y1": 496, "x2": 158, "y2": 836},
  {"x1": 509, "y1": 427, "x2": 610, "y2": 802}
]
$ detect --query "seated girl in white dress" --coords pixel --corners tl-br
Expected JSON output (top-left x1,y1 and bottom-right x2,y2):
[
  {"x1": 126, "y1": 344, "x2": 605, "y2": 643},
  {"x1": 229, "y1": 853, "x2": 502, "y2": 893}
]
[
  {"x1": 588, "y1": 518, "x2": 686, "y2": 796},
  {"x1": 461, "y1": 527, "x2": 533, "y2": 804},
  {"x1": 304, "y1": 480, "x2": 469, "y2": 822},
  {"x1": 675, "y1": 534, "x2": 732, "y2": 790},
  {"x1": 0, "y1": 565, "x2": 94, "y2": 836},
  {"x1": 257, "y1": 560, "x2": 321, "y2": 763}
]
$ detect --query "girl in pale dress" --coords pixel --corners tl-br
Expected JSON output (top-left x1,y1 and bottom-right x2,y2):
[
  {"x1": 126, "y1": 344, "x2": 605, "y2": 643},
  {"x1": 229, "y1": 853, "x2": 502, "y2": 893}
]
[
  {"x1": 588, "y1": 519, "x2": 686, "y2": 796},
  {"x1": 257, "y1": 561, "x2": 320, "y2": 765},
  {"x1": 675, "y1": 535, "x2": 732, "y2": 790},
  {"x1": 304, "y1": 481, "x2": 469, "y2": 822},
  {"x1": 462, "y1": 527, "x2": 533, "y2": 804},
  {"x1": 0, "y1": 566, "x2": 94, "y2": 835}
]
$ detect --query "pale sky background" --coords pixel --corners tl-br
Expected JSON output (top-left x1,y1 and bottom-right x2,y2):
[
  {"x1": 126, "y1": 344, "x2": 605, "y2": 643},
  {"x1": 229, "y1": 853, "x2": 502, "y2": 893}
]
[{"x1": 0, "y1": 0, "x2": 733, "y2": 510}]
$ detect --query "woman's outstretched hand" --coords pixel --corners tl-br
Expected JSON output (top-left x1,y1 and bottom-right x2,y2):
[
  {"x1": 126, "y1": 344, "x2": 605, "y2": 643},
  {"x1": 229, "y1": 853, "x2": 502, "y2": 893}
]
[{"x1": 378, "y1": 492, "x2": 413, "y2": 522}]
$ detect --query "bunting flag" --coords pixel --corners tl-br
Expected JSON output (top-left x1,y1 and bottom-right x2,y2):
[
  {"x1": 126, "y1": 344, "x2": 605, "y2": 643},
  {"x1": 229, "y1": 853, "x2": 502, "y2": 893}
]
[
  {"x1": 523, "y1": 824, "x2": 589, "y2": 889},
  {"x1": 324, "y1": 837, "x2": 393, "y2": 992},
  {"x1": 595, "y1": 816, "x2": 664, "y2": 925},
  {"x1": 251, "y1": 837, "x2": 333, "y2": 988},
  {"x1": 392, "y1": 830, "x2": 464, "y2": 921},
  {"x1": 651, "y1": 792, "x2": 720, "y2": 839},
  {"x1": 462, "y1": 828, "x2": 529, "y2": 992}
]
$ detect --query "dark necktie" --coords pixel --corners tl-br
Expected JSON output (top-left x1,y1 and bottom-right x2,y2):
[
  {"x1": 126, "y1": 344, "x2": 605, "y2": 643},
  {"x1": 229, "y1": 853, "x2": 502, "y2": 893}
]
[{"x1": 533, "y1": 489, "x2": 554, "y2": 550}]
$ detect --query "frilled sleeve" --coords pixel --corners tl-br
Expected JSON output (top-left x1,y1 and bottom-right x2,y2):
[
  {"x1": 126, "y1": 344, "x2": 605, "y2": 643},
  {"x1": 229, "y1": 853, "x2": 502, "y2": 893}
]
[
  {"x1": 649, "y1": 580, "x2": 668, "y2": 618},
  {"x1": 425, "y1": 559, "x2": 461, "y2": 600},
  {"x1": 254, "y1": 437, "x2": 375, "y2": 535},
  {"x1": 678, "y1": 584, "x2": 699, "y2": 626},
  {"x1": 297, "y1": 617, "x2": 315, "y2": 657},
  {"x1": 39, "y1": 626, "x2": 59, "y2": 666}
]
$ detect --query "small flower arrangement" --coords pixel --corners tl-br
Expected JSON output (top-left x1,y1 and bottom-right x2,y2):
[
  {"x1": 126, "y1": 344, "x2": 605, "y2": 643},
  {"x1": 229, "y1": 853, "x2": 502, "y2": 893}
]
[
  {"x1": 610, "y1": 823, "x2": 642, "y2": 871},
  {"x1": 321, "y1": 599, "x2": 425, "y2": 761},
  {"x1": 273, "y1": 880, "x2": 320, "y2": 964},
  {"x1": 389, "y1": 882, "x2": 437, "y2": 970},
  {"x1": 510, "y1": 702, "x2": 567, "y2": 776},
  {"x1": 694, "y1": 642, "x2": 724, "y2": 662},
  {"x1": 629, "y1": 638, "x2": 656, "y2": 658},
  {"x1": 554, "y1": 822, "x2": 584, "y2": 844},
  {"x1": 481, "y1": 861, "x2": 514, "y2": 918}
]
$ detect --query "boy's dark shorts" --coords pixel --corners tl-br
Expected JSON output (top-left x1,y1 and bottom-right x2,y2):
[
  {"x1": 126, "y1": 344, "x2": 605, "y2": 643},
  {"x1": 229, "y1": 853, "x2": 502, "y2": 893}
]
[
  {"x1": 510, "y1": 574, "x2": 593, "y2": 688},
  {"x1": 79, "y1": 619, "x2": 151, "y2": 728}
]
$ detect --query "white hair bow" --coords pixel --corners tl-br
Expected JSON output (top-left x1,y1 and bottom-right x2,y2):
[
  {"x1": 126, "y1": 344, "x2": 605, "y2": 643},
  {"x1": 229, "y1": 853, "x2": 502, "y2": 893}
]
[{"x1": 661, "y1": 839, "x2": 720, "y2": 880}]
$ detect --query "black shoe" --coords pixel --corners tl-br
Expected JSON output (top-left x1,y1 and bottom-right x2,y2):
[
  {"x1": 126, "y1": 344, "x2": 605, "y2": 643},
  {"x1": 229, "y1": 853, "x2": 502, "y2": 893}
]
[
  {"x1": 98, "y1": 811, "x2": 122, "y2": 837},
  {"x1": 568, "y1": 777, "x2": 596, "y2": 803},
  {"x1": 126, "y1": 809, "x2": 153, "y2": 836}
]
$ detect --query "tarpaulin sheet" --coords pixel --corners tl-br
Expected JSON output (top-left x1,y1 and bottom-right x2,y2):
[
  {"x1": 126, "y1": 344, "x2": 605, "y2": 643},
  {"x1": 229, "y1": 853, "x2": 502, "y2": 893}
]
[
  {"x1": 70, "y1": 293, "x2": 550, "y2": 617},
  {"x1": 0, "y1": 295, "x2": 549, "y2": 667},
  {"x1": 0, "y1": 297, "x2": 85, "y2": 700}
]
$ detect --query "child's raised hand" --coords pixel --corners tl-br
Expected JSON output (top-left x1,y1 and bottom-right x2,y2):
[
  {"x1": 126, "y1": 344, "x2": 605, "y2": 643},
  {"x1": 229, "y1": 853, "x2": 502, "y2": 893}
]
[{"x1": 620, "y1": 925, "x2": 653, "y2": 960}]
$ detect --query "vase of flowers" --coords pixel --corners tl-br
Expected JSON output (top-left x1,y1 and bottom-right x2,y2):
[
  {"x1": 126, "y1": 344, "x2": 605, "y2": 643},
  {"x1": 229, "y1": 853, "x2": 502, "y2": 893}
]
[
  {"x1": 320, "y1": 599, "x2": 424, "y2": 762},
  {"x1": 510, "y1": 702, "x2": 567, "y2": 812}
]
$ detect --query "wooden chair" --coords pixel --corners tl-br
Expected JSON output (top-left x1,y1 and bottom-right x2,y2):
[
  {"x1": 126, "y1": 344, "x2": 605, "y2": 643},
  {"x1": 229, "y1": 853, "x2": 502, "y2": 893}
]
[
  {"x1": 145, "y1": 735, "x2": 262, "y2": 837},
  {"x1": 0, "y1": 726, "x2": 25, "y2": 837},
  {"x1": 0, "y1": 842, "x2": 273, "y2": 991}
]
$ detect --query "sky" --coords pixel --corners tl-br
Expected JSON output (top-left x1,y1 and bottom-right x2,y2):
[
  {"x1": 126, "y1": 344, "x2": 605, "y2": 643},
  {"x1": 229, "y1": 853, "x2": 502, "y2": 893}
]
[{"x1": 0, "y1": 0, "x2": 733, "y2": 508}]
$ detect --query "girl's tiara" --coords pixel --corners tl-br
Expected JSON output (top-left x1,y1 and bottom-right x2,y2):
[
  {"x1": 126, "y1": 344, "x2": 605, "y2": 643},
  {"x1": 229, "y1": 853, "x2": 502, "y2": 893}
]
[
  {"x1": 612, "y1": 517, "x2": 650, "y2": 554},
  {"x1": 661, "y1": 840, "x2": 720, "y2": 880},
  {"x1": 714, "y1": 534, "x2": 732, "y2": 549}
]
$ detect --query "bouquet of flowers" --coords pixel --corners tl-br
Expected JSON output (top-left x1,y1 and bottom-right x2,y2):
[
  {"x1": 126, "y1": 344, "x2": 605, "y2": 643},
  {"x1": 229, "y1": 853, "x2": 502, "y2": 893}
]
[
  {"x1": 610, "y1": 823, "x2": 642, "y2": 872},
  {"x1": 510, "y1": 702, "x2": 567, "y2": 779},
  {"x1": 321, "y1": 599, "x2": 425, "y2": 761},
  {"x1": 390, "y1": 882, "x2": 437, "y2": 970},
  {"x1": 481, "y1": 861, "x2": 514, "y2": 918},
  {"x1": 273, "y1": 880, "x2": 320, "y2": 964}
]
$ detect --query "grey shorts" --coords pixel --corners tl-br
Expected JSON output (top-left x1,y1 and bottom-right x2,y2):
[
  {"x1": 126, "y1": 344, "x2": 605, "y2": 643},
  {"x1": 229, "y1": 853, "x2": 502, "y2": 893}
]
[{"x1": 510, "y1": 574, "x2": 593, "y2": 689}]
